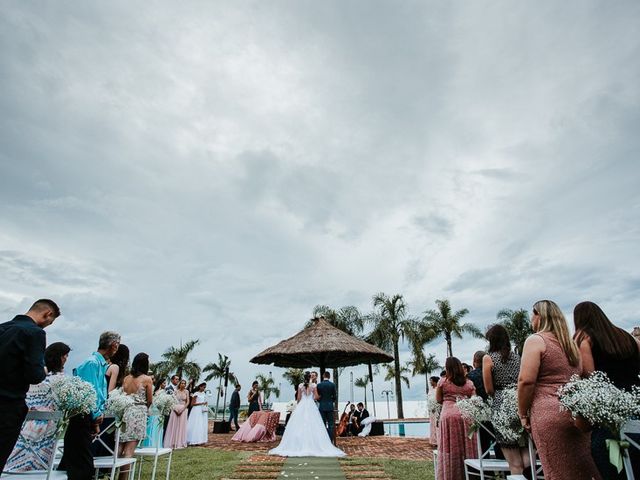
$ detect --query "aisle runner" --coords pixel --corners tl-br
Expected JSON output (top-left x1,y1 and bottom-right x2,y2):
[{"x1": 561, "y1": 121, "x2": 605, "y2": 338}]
[{"x1": 279, "y1": 457, "x2": 346, "y2": 480}]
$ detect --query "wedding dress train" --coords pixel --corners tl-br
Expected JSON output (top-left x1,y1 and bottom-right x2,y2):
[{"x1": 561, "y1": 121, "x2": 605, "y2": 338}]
[{"x1": 269, "y1": 383, "x2": 345, "y2": 457}]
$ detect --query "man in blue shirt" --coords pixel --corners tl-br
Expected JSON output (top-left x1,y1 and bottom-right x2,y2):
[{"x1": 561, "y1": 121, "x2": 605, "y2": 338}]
[
  {"x1": 59, "y1": 331, "x2": 120, "y2": 480},
  {"x1": 0, "y1": 299, "x2": 59, "y2": 474}
]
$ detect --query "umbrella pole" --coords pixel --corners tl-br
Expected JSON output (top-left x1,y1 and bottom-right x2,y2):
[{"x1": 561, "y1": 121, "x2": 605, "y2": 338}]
[{"x1": 368, "y1": 362, "x2": 377, "y2": 418}]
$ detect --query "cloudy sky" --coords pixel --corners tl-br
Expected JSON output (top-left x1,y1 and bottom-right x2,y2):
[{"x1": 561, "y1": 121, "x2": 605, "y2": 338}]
[{"x1": 1, "y1": 1, "x2": 639, "y2": 402}]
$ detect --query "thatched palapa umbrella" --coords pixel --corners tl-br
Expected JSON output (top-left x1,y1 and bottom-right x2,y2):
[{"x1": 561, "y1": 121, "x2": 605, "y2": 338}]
[{"x1": 251, "y1": 317, "x2": 393, "y2": 418}]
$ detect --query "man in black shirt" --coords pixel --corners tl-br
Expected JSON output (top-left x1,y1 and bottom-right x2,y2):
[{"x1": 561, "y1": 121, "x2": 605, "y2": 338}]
[
  {"x1": 0, "y1": 299, "x2": 60, "y2": 473},
  {"x1": 467, "y1": 351, "x2": 487, "y2": 401},
  {"x1": 229, "y1": 384, "x2": 241, "y2": 430}
]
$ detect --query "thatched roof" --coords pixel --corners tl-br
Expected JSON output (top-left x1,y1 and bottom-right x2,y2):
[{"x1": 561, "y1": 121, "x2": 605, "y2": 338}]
[{"x1": 250, "y1": 317, "x2": 393, "y2": 368}]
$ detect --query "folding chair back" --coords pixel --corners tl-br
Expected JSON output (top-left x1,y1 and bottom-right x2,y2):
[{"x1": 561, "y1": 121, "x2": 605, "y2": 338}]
[
  {"x1": 464, "y1": 423, "x2": 510, "y2": 480},
  {"x1": 621, "y1": 419, "x2": 640, "y2": 480}
]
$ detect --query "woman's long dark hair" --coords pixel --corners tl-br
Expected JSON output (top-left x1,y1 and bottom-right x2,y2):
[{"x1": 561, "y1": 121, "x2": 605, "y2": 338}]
[
  {"x1": 109, "y1": 344, "x2": 130, "y2": 386},
  {"x1": 445, "y1": 357, "x2": 466, "y2": 387},
  {"x1": 130, "y1": 353, "x2": 149, "y2": 377},
  {"x1": 45, "y1": 342, "x2": 71, "y2": 374},
  {"x1": 486, "y1": 324, "x2": 512, "y2": 362},
  {"x1": 303, "y1": 371, "x2": 311, "y2": 389},
  {"x1": 574, "y1": 301, "x2": 638, "y2": 359}
]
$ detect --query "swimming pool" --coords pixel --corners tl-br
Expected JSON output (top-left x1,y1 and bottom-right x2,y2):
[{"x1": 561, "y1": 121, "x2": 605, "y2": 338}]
[{"x1": 384, "y1": 421, "x2": 430, "y2": 438}]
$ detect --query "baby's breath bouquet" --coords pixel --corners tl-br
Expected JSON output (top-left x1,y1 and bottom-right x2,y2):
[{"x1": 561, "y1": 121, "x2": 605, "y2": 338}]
[
  {"x1": 456, "y1": 395, "x2": 491, "y2": 437},
  {"x1": 285, "y1": 400, "x2": 297, "y2": 413},
  {"x1": 105, "y1": 388, "x2": 135, "y2": 430},
  {"x1": 427, "y1": 397, "x2": 442, "y2": 419},
  {"x1": 152, "y1": 391, "x2": 178, "y2": 421},
  {"x1": 50, "y1": 375, "x2": 97, "y2": 418},
  {"x1": 558, "y1": 371, "x2": 640, "y2": 472},
  {"x1": 491, "y1": 388, "x2": 525, "y2": 444}
]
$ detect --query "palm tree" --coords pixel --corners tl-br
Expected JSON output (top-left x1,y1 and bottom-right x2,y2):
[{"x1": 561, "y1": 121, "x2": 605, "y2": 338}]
[
  {"x1": 282, "y1": 368, "x2": 305, "y2": 398},
  {"x1": 256, "y1": 373, "x2": 281, "y2": 407},
  {"x1": 307, "y1": 304, "x2": 365, "y2": 407},
  {"x1": 366, "y1": 293, "x2": 418, "y2": 419},
  {"x1": 354, "y1": 376, "x2": 369, "y2": 406},
  {"x1": 384, "y1": 363, "x2": 411, "y2": 389},
  {"x1": 154, "y1": 339, "x2": 201, "y2": 381},
  {"x1": 497, "y1": 308, "x2": 532, "y2": 355},
  {"x1": 203, "y1": 354, "x2": 238, "y2": 419},
  {"x1": 407, "y1": 351, "x2": 441, "y2": 396},
  {"x1": 422, "y1": 299, "x2": 484, "y2": 357}
]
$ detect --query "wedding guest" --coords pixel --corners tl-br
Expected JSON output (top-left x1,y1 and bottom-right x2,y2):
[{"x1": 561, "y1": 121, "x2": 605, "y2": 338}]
[
  {"x1": 5, "y1": 342, "x2": 70, "y2": 472},
  {"x1": 164, "y1": 380, "x2": 189, "y2": 449},
  {"x1": 105, "y1": 344, "x2": 129, "y2": 392},
  {"x1": 142, "y1": 378, "x2": 166, "y2": 447},
  {"x1": 247, "y1": 381, "x2": 261, "y2": 416},
  {"x1": 436, "y1": 357, "x2": 477, "y2": 480},
  {"x1": 0, "y1": 299, "x2": 59, "y2": 474},
  {"x1": 467, "y1": 351, "x2": 487, "y2": 400},
  {"x1": 59, "y1": 331, "x2": 121, "y2": 480},
  {"x1": 118, "y1": 353, "x2": 152, "y2": 480},
  {"x1": 352, "y1": 402, "x2": 369, "y2": 435},
  {"x1": 427, "y1": 376, "x2": 439, "y2": 445},
  {"x1": 347, "y1": 404, "x2": 357, "y2": 436},
  {"x1": 229, "y1": 384, "x2": 241, "y2": 431},
  {"x1": 517, "y1": 300, "x2": 601, "y2": 480},
  {"x1": 163, "y1": 375, "x2": 180, "y2": 439},
  {"x1": 574, "y1": 301, "x2": 640, "y2": 480},
  {"x1": 483, "y1": 325, "x2": 528, "y2": 475},
  {"x1": 187, "y1": 383, "x2": 209, "y2": 446},
  {"x1": 462, "y1": 363, "x2": 472, "y2": 375}
]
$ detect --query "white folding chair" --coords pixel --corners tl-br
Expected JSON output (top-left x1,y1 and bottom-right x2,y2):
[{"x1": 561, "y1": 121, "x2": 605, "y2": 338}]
[
  {"x1": 133, "y1": 417, "x2": 173, "y2": 480},
  {"x1": 464, "y1": 424, "x2": 510, "y2": 480},
  {"x1": 92, "y1": 418, "x2": 136, "y2": 480},
  {"x1": 1, "y1": 411, "x2": 67, "y2": 480},
  {"x1": 621, "y1": 419, "x2": 640, "y2": 480}
]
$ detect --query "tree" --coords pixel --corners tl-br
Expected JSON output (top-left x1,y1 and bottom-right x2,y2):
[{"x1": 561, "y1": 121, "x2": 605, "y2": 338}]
[
  {"x1": 307, "y1": 304, "x2": 365, "y2": 408},
  {"x1": 384, "y1": 363, "x2": 411, "y2": 389},
  {"x1": 497, "y1": 308, "x2": 532, "y2": 355},
  {"x1": 256, "y1": 373, "x2": 281, "y2": 407},
  {"x1": 203, "y1": 353, "x2": 238, "y2": 419},
  {"x1": 282, "y1": 368, "x2": 305, "y2": 398},
  {"x1": 366, "y1": 293, "x2": 418, "y2": 419},
  {"x1": 154, "y1": 339, "x2": 201, "y2": 381},
  {"x1": 407, "y1": 351, "x2": 441, "y2": 396},
  {"x1": 422, "y1": 299, "x2": 483, "y2": 357},
  {"x1": 354, "y1": 376, "x2": 369, "y2": 406}
]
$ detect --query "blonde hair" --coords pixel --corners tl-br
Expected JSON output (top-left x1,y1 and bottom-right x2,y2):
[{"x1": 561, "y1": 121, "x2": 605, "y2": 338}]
[{"x1": 533, "y1": 300, "x2": 580, "y2": 367}]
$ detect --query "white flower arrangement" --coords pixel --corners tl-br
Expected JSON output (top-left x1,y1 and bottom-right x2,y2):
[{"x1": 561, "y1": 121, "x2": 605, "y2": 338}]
[
  {"x1": 49, "y1": 375, "x2": 97, "y2": 418},
  {"x1": 456, "y1": 395, "x2": 492, "y2": 436},
  {"x1": 152, "y1": 391, "x2": 178, "y2": 418},
  {"x1": 427, "y1": 397, "x2": 442, "y2": 418},
  {"x1": 491, "y1": 388, "x2": 524, "y2": 444},
  {"x1": 104, "y1": 388, "x2": 135, "y2": 429},
  {"x1": 558, "y1": 371, "x2": 640, "y2": 472},
  {"x1": 558, "y1": 371, "x2": 640, "y2": 435},
  {"x1": 285, "y1": 400, "x2": 297, "y2": 412}
]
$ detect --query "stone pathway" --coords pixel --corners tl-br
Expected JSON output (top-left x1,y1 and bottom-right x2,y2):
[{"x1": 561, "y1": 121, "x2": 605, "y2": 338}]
[{"x1": 205, "y1": 433, "x2": 434, "y2": 461}]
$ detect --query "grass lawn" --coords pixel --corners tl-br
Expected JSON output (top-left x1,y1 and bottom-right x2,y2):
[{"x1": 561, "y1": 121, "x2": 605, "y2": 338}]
[{"x1": 136, "y1": 447, "x2": 435, "y2": 480}]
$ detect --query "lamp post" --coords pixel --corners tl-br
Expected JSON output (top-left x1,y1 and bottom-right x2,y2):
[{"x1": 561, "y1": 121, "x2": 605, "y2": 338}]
[
  {"x1": 381, "y1": 389, "x2": 393, "y2": 435},
  {"x1": 350, "y1": 371, "x2": 354, "y2": 404}
]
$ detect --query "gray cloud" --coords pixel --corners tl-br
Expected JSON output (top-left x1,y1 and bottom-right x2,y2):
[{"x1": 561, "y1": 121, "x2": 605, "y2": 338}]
[{"x1": 1, "y1": 1, "x2": 639, "y2": 400}]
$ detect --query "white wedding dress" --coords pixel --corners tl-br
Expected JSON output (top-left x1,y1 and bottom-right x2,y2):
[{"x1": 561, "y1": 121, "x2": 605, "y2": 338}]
[{"x1": 269, "y1": 383, "x2": 345, "y2": 457}]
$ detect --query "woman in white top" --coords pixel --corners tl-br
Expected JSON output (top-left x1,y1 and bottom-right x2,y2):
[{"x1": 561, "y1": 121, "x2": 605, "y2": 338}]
[{"x1": 186, "y1": 382, "x2": 209, "y2": 445}]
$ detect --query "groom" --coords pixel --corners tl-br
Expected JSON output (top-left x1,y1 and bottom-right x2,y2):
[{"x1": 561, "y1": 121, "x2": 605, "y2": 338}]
[{"x1": 316, "y1": 371, "x2": 337, "y2": 441}]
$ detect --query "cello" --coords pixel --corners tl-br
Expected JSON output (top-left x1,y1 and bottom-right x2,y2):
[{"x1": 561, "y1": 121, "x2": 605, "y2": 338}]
[{"x1": 336, "y1": 401, "x2": 351, "y2": 437}]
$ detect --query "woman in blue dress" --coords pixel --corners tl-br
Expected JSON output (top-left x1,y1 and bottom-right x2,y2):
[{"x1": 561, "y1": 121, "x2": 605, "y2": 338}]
[{"x1": 141, "y1": 378, "x2": 167, "y2": 447}]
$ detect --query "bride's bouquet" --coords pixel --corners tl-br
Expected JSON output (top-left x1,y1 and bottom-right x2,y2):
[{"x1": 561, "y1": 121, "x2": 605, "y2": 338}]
[
  {"x1": 427, "y1": 397, "x2": 441, "y2": 420},
  {"x1": 491, "y1": 388, "x2": 525, "y2": 444},
  {"x1": 558, "y1": 371, "x2": 640, "y2": 472},
  {"x1": 456, "y1": 395, "x2": 492, "y2": 437},
  {"x1": 285, "y1": 400, "x2": 297, "y2": 413}
]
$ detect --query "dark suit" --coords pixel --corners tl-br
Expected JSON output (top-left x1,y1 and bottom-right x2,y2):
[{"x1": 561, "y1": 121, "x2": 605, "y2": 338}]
[
  {"x1": 229, "y1": 390, "x2": 241, "y2": 430},
  {"x1": 316, "y1": 379, "x2": 336, "y2": 440},
  {"x1": 0, "y1": 315, "x2": 46, "y2": 473},
  {"x1": 353, "y1": 408, "x2": 369, "y2": 434}
]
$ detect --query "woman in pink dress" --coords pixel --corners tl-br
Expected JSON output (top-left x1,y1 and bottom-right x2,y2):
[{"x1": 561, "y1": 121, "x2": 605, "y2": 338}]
[
  {"x1": 436, "y1": 357, "x2": 478, "y2": 480},
  {"x1": 518, "y1": 300, "x2": 601, "y2": 480},
  {"x1": 163, "y1": 379, "x2": 189, "y2": 449}
]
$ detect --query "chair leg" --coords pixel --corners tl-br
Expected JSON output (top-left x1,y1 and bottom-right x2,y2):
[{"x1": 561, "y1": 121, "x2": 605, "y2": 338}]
[
  {"x1": 165, "y1": 452, "x2": 173, "y2": 480},
  {"x1": 151, "y1": 456, "x2": 159, "y2": 480}
]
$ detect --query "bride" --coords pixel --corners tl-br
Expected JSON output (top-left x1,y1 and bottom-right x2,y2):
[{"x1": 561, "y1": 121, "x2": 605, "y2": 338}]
[{"x1": 269, "y1": 371, "x2": 345, "y2": 457}]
